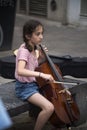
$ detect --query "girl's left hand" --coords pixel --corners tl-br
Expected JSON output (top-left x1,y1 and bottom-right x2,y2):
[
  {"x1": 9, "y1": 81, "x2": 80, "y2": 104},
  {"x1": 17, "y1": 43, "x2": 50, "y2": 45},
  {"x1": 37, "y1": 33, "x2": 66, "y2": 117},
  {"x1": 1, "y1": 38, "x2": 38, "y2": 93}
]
[{"x1": 42, "y1": 45, "x2": 48, "y2": 53}]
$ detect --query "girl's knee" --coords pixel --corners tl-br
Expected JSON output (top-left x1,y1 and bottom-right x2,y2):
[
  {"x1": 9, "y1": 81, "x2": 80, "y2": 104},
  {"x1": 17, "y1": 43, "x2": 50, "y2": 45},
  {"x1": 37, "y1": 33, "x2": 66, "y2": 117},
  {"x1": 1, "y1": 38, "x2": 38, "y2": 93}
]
[
  {"x1": 46, "y1": 103, "x2": 54, "y2": 113},
  {"x1": 50, "y1": 103, "x2": 54, "y2": 112}
]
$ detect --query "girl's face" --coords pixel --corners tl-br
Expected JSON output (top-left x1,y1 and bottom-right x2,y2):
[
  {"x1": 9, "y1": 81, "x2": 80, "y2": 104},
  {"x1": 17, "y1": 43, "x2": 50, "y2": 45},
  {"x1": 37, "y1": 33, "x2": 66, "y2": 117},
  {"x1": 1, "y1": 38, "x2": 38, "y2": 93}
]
[{"x1": 29, "y1": 25, "x2": 43, "y2": 45}]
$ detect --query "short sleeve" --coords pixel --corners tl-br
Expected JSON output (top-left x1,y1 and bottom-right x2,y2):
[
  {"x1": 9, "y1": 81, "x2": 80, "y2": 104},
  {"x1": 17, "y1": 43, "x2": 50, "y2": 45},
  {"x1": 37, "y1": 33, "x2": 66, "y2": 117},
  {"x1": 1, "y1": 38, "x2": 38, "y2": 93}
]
[{"x1": 17, "y1": 48, "x2": 29, "y2": 62}]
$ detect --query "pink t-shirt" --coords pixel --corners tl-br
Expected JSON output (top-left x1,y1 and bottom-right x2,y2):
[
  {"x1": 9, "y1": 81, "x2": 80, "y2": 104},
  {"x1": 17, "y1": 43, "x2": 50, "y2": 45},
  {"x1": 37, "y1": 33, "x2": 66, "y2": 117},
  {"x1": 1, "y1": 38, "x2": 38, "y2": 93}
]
[{"x1": 15, "y1": 44, "x2": 38, "y2": 83}]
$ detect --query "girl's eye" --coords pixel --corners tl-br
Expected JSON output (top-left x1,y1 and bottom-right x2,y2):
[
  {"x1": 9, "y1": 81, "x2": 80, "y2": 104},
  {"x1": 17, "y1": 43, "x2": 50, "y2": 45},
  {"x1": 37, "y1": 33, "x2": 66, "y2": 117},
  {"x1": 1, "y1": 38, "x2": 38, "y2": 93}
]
[
  {"x1": 35, "y1": 31, "x2": 43, "y2": 36},
  {"x1": 36, "y1": 32, "x2": 40, "y2": 36},
  {"x1": 36, "y1": 32, "x2": 43, "y2": 36}
]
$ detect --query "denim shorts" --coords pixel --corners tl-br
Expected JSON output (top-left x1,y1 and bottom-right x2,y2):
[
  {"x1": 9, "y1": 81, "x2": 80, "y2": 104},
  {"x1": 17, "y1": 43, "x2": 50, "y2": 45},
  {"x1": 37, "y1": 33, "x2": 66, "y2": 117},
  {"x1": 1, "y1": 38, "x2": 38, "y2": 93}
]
[{"x1": 15, "y1": 80, "x2": 39, "y2": 101}]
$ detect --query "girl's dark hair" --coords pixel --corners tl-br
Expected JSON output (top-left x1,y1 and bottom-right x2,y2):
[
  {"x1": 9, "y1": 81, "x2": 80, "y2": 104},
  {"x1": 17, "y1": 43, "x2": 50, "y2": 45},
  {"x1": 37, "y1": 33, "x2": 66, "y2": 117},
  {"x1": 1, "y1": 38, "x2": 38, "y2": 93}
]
[{"x1": 23, "y1": 19, "x2": 43, "y2": 52}]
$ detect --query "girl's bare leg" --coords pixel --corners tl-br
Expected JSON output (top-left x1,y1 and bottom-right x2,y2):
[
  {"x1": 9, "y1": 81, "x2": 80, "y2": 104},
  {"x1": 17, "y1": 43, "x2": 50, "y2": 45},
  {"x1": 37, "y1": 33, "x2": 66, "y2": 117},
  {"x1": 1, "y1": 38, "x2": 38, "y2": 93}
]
[{"x1": 28, "y1": 93, "x2": 54, "y2": 130}]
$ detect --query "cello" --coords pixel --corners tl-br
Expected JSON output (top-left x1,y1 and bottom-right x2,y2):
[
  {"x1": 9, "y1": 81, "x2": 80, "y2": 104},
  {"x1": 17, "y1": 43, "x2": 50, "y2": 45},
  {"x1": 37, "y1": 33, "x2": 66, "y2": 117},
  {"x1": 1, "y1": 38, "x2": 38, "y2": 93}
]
[{"x1": 36, "y1": 44, "x2": 80, "y2": 128}]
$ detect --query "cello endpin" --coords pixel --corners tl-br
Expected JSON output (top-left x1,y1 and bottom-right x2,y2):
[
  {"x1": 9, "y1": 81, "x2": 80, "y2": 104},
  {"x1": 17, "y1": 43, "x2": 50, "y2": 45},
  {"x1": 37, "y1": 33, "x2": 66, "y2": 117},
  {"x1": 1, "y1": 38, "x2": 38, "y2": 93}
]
[{"x1": 67, "y1": 127, "x2": 72, "y2": 130}]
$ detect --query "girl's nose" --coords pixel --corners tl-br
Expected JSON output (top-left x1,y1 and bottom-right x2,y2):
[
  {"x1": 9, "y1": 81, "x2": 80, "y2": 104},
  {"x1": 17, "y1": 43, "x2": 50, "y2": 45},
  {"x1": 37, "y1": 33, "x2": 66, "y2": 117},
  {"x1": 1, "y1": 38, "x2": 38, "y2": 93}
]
[{"x1": 40, "y1": 34, "x2": 43, "y2": 39}]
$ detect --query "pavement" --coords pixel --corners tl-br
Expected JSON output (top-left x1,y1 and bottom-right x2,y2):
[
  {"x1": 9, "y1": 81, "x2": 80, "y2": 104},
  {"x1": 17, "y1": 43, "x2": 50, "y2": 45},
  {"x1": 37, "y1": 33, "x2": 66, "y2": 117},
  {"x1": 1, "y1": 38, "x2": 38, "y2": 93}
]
[
  {"x1": 13, "y1": 14, "x2": 87, "y2": 57},
  {"x1": 0, "y1": 14, "x2": 87, "y2": 130},
  {"x1": 1, "y1": 14, "x2": 87, "y2": 58}
]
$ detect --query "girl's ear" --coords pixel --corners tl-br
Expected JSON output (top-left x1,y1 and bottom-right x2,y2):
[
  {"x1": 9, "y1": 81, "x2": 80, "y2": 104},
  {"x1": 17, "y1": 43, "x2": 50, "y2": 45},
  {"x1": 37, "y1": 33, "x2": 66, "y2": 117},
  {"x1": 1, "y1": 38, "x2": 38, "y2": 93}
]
[{"x1": 25, "y1": 34, "x2": 31, "y2": 40}]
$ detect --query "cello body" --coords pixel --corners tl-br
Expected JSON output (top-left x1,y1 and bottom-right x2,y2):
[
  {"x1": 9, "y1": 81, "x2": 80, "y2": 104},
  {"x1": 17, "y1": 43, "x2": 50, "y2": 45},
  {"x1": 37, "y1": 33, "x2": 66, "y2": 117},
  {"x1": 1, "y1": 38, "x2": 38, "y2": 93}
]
[
  {"x1": 36, "y1": 45, "x2": 80, "y2": 128},
  {"x1": 36, "y1": 62, "x2": 80, "y2": 127}
]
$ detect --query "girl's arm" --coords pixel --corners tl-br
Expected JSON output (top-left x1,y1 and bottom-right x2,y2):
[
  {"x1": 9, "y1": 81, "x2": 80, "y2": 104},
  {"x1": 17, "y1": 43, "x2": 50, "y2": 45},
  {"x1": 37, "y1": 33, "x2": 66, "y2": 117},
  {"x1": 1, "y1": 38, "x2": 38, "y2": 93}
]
[
  {"x1": 17, "y1": 60, "x2": 54, "y2": 81},
  {"x1": 17, "y1": 60, "x2": 40, "y2": 77}
]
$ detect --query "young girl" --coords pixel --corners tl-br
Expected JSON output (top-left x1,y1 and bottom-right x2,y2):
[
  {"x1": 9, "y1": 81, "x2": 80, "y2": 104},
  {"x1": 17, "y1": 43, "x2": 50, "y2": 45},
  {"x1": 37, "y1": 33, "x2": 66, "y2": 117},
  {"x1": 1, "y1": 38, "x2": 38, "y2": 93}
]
[{"x1": 15, "y1": 19, "x2": 55, "y2": 130}]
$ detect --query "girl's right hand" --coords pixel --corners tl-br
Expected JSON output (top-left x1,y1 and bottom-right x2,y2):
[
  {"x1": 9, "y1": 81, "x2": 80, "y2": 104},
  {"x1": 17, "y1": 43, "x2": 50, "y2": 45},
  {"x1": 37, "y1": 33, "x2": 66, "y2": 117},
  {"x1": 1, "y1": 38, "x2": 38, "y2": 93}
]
[{"x1": 40, "y1": 73, "x2": 54, "y2": 82}]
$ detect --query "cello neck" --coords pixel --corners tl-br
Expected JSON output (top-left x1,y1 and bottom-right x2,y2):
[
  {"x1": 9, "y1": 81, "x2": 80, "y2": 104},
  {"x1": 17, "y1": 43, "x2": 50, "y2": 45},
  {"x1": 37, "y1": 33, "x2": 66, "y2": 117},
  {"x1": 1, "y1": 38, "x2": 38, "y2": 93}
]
[{"x1": 40, "y1": 44, "x2": 63, "y2": 81}]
